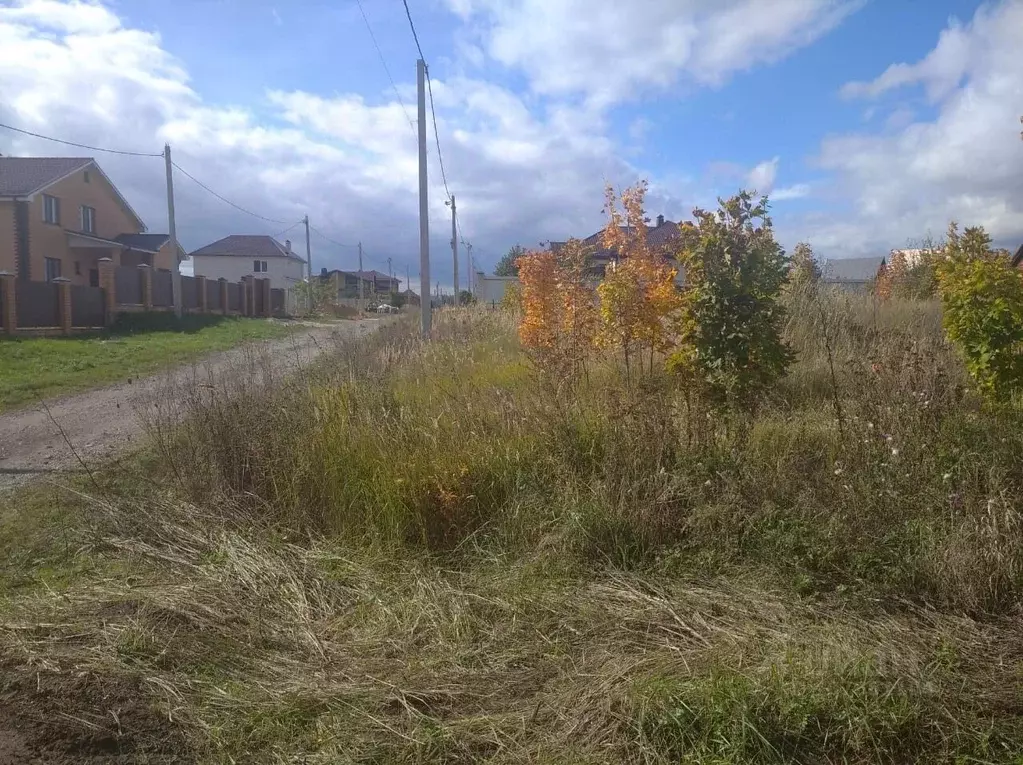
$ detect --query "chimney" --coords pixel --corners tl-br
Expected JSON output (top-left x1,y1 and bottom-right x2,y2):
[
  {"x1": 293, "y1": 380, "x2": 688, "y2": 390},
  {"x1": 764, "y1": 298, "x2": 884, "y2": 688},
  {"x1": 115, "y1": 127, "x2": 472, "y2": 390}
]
[
  {"x1": 320, "y1": 267, "x2": 328, "y2": 279},
  {"x1": 285, "y1": 239, "x2": 292, "y2": 254},
  {"x1": 656, "y1": 214, "x2": 664, "y2": 227}
]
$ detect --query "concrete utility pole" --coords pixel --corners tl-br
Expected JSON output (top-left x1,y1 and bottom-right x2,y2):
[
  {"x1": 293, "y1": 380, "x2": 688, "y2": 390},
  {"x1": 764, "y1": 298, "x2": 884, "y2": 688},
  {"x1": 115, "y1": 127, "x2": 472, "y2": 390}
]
[
  {"x1": 447, "y1": 195, "x2": 458, "y2": 304},
  {"x1": 466, "y1": 241, "x2": 473, "y2": 297},
  {"x1": 304, "y1": 215, "x2": 312, "y2": 314},
  {"x1": 417, "y1": 58, "x2": 432, "y2": 338},
  {"x1": 164, "y1": 144, "x2": 182, "y2": 318},
  {"x1": 387, "y1": 256, "x2": 393, "y2": 297},
  {"x1": 358, "y1": 241, "x2": 365, "y2": 309}
]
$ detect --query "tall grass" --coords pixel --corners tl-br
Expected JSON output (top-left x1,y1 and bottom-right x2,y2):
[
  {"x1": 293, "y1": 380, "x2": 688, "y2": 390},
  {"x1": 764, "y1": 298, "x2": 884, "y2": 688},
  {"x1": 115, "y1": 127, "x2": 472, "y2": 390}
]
[{"x1": 4, "y1": 290, "x2": 1023, "y2": 762}]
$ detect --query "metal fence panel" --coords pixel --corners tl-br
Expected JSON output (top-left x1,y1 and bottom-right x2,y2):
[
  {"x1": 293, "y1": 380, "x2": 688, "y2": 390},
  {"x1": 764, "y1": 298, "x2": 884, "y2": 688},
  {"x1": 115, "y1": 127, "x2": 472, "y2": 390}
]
[
  {"x1": 15, "y1": 280, "x2": 60, "y2": 327},
  {"x1": 70, "y1": 284, "x2": 105, "y2": 327},
  {"x1": 207, "y1": 280, "x2": 222, "y2": 311},
  {"x1": 255, "y1": 282, "x2": 265, "y2": 315},
  {"x1": 227, "y1": 282, "x2": 241, "y2": 312},
  {"x1": 182, "y1": 275, "x2": 199, "y2": 310},
  {"x1": 271, "y1": 288, "x2": 284, "y2": 315},
  {"x1": 115, "y1": 266, "x2": 142, "y2": 305},
  {"x1": 152, "y1": 269, "x2": 173, "y2": 307}
]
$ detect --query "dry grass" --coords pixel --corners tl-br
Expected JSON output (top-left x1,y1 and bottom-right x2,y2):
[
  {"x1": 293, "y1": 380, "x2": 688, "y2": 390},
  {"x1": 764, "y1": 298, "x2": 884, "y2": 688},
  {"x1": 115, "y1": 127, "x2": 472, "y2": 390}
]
[{"x1": 3, "y1": 294, "x2": 1023, "y2": 762}]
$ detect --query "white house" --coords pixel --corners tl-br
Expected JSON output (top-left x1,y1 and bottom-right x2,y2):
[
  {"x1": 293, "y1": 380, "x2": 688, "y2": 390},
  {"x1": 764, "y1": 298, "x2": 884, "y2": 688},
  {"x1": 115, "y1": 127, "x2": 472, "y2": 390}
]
[
  {"x1": 189, "y1": 235, "x2": 307, "y2": 290},
  {"x1": 474, "y1": 272, "x2": 520, "y2": 304}
]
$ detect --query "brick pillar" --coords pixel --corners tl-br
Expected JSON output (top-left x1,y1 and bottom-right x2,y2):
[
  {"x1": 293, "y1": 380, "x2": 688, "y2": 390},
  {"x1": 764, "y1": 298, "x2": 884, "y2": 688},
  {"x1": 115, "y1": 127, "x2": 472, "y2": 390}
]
[
  {"x1": 139, "y1": 264, "x2": 153, "y2": 310},
  {"x1": 53, "y1": 277, "x2": 72, "y2": 335},
  {"x1": 196, "y1": 275, "x2": 208, "y2": 313},
  {"x1": 241, "y1": 276, "x2": 254, "y2": 317},
  {"x1": 97, "y1": 257, "x2": 116, "y2": 326},
  {"x1": 0, "y1": 272, "x2": 15, "y2": 335},
  {"x1": 260, "y1": 278, "x2": 272, "y2": 317},
  {"x1": 219, "y1": 278, "x2": 229, "y2": 315}
]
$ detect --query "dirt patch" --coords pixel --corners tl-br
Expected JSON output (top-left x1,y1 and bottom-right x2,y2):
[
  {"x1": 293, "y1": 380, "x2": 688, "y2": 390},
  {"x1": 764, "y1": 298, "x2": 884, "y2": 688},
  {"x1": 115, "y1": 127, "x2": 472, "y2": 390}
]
[{"x1": 0, "y1": 661, "x2": 192, "y2": 763}]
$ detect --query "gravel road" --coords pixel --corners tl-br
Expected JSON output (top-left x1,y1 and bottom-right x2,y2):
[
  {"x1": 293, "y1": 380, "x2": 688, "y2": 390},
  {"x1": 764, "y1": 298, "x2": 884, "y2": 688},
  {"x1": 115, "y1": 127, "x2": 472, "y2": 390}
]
[{"x1": 0, "y1": 320, "x2": 379, "y2": 492}]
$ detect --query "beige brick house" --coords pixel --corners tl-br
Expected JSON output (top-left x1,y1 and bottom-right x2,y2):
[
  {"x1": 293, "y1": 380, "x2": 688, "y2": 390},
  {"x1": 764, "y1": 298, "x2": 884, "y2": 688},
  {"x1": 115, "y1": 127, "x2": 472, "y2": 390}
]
[{"x1": 0, "y1": 156, "x2": 181, "y2": 286}]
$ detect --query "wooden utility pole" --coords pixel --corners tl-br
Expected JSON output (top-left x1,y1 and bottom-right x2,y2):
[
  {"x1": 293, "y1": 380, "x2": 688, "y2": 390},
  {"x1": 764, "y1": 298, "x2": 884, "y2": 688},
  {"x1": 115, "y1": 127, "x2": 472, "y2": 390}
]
[
  {"x1": 417, "y1": 58, "x2": 432, "y2": 338},
  {"x1": 164, "y1": 144, "x2": 182, "y2": 318}
]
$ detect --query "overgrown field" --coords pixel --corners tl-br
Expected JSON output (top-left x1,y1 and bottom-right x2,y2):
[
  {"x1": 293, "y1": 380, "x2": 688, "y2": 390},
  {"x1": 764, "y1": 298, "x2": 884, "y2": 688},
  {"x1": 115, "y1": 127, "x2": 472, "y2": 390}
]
[{"x1": 3, "y1": 293, "x2": 1023, "y2": 763}]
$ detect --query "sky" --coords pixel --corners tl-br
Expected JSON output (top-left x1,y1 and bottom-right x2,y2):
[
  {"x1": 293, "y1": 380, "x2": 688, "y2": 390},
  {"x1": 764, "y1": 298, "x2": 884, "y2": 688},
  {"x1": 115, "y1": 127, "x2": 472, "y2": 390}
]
[{"x1": 1, "y1": 0, "x2": 1022, "y2": 294}]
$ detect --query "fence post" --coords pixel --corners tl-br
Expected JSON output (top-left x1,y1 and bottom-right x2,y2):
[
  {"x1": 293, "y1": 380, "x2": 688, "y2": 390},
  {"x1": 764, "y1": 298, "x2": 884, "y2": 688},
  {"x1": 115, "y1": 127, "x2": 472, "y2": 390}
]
[
  {"x1": 53, "y1": 277, "x2": 72, "y2": 335},
  {"x1": 241, "y1": 276, "x2": 254, "y2": 317},
  {"x1": 196, "y1": 275, "x2": 207, "y2": 313},
  {"x1": 219, "y1": 278, "x2": 229, "y2": 315},
  {"x1": 98, "y1": 257, "x2": 116, "y2": 326},
  {"x1": 260, "y1": 278, "x2": 272, "y2": 317},
  {"x1": 139, "y1": 264, "x2": 153, "y2": 310},
  {"x1": 0, "y1": 271, "x2": 15, "y2": 335}
]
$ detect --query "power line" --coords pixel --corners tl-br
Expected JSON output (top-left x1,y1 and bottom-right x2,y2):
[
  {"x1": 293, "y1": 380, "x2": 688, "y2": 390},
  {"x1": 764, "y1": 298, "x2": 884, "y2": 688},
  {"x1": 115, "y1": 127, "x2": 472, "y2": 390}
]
[
  {"x1": 272, "y1": 220, "x2": 304, "y2": 239},
  {"x1": 0, "y1": 122, "x2": 163, "y2": 157},
  {"x1": 308, "y1": 224, "x2": 358, "y2": 249},
  {"x1": 401, "y1": 0, "x2": 425, "y2": 61},
  {"x1": 355, "y1": 0, "x2": 416, "y2": 135},
  {"x1": 170, "y1": 160, "x2": 291, "y2": 225},
  {"x1": 425, "y1": 70, "x2": 451, "y2": 200}
]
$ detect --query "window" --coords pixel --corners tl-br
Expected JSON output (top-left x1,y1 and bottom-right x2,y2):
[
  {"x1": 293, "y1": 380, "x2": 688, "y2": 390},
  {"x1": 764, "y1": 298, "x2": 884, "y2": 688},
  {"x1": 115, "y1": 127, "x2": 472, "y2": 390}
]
[
  {"x1": 42, "y1": 194, "x2": 60, "y2": 225},
  {"x1": 74, "y1": 261, "x2": 81, "y2": 276},
  {"x1": 44, "y1": 257, "x2": 61, "y2": 282},
  {"x1": 80, "y1": 205, "x2": 96, "y2": 234},
  {"x1": 83, "y1": 170, "x2": 90, "y2": 183},
  {"x1": 254, "y1": 260, "x2": 268, "y2": 273}
]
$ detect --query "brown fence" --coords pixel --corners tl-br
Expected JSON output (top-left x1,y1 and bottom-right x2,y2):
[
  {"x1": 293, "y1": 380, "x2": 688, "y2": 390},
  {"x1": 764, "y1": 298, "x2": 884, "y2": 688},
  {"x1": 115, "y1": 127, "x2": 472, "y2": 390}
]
[
  {"x1": 152, "y1": 269, "x2": 173, "y2": 307},
  {"x1": 181, "y1": 275, "x2": 199, "y2": 310},
  {"x1": 227, "y1": 282, "x2": 241, "y2": 312},
  {"x1": 115, "y1": 266, "x2": 142, "y2": 305},
  {"x1": 15, "y1": 280, "x2": 60, "y2": 328},
  {"x1": 206, "y1": 279, "x2": 222, "y2": 311},
  {"x1": 70, "y1": 284, "x2": 105, "y2": 327}
]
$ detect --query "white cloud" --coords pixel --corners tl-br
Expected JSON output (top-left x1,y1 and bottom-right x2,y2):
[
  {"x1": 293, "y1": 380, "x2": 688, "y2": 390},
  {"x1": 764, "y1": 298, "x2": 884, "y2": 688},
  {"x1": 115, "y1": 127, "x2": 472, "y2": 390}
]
[
  {"x1": 449, "y1": 0, "x2": 861, "y2": 106},
  {"x1": 803, "y1": 0, "x2": 1023, "y2": 254},
  {"x1": 773, "y1": 183, "x2": 810, "y2": 201},
  {"x1": 747, "y1": 157, "x2": 779, "y2": 194},
  {"x1": 0, "y1": 0, "x2": 664, "y2": 284}
]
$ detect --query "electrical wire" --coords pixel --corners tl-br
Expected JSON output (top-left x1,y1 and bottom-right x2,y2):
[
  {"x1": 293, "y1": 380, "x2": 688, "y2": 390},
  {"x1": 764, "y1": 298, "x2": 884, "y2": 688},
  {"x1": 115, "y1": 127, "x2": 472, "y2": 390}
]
[
  {"x1": 308, "y1": 224, "x2": 358, "y2": 249},
  {"x1": 425, "y1": 71, "x2": 451, "y2": 200},
  {"x1": 272, "y1": 220, "x2": 304, "y2": 239},
  {"x1": 170, "y1": 161, "x2": 291, "y2": 224},
  {"x1": 401, "y1": 0, "x2": 426, "y2": 61},
  {"x1": 0, "y1": 123, "x2": 164, "y2": 157},
  {"x1": 355, "y1": 0, "x2": 416, "y2": 135}
]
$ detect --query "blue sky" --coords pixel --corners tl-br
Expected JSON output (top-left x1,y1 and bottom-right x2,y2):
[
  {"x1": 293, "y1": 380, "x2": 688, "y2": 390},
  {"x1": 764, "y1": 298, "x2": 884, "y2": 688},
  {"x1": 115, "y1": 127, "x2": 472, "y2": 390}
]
[{"x1": 2, "y1": 0, "x2": 1022, "y2": 292}]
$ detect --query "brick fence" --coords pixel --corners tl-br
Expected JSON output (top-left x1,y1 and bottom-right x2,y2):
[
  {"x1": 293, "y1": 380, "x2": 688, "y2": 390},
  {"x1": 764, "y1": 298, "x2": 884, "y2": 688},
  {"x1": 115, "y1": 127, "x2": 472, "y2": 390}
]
[{"x1": 1, "y1": 258, "x2": 286, "y2": 336}]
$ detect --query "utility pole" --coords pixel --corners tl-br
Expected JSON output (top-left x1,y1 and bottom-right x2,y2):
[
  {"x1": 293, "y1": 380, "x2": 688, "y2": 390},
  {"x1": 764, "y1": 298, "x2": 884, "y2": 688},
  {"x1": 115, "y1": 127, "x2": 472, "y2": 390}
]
[
  {"x1": 447, "y1": 195, "x2": 458, "y2": 304},
  {"x1": 358, "y1": 241, "x2": 365, "y2": 309},
  {"x1": 417, "y1": 58, "x2": 432, "y2": 338},
  {"x1": 466, "y1": 242, "x2": 473, "y2": 297},
  {"x1": 405, "y1": 263, "x2": 410, "y2": 300},
  {"x1": 387, "y1": 256, "x2": 393, "y2": 298},
  {"x1": 164, "y1": 144, "x2": 182, "y2": 318},
  {"x1": 304, "y1": 215, "x2": 312, "y2": 314}
]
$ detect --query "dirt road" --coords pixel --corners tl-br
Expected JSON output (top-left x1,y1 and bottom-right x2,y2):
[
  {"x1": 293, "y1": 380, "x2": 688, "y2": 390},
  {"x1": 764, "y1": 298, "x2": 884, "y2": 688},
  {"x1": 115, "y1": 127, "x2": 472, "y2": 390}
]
[{"x1": 0, "y1": 320, "x2": 378, "y2": 492}]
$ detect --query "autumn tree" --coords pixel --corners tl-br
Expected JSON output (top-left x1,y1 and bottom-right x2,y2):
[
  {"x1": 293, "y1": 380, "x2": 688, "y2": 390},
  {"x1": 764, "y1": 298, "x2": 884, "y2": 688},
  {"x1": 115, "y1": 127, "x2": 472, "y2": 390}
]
[
  {"x1": 669, "y1": 191, "x2": 793, "y2": 409},
  {"x1": 596, "y1": 181, "x2": 681, "y2": 377},
  {"x1": 936, "y1": 221, "x2": 1023, "y2": 400},
  {"x1": 788, "y1": 242, "x2": 821, "y2": 287},
  {"x1": 494, "y1": 245, "x2": 527, "y2": 277}
]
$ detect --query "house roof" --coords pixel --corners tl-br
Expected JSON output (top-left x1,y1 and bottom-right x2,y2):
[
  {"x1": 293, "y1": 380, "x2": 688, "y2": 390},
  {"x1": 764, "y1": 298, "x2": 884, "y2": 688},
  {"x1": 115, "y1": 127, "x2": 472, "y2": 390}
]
[
  {"x1": 189, "y1": 235, "x2": 305, "y2": 261},
  {"x1": 557, "y1": 219, "x2": 684, "y2": 259},
  {"x1": 821, "y1": 256, "x2": 886, "y2": 282},
  {"x1": 1012, "y1": 244, "x2": 1023, "y2": 268},
  {"x1": 354, "y1": 270, "x2": 399, "y2": 281},
  {"x1": 0, "y1": 156, "x2": 147, "y2": 231},
  {"x1": 0, "y1": 156, "x2": 92, "y2": 196},
  {"x1": 115, "y1": 233, "x2": 170, "y2": 253}
]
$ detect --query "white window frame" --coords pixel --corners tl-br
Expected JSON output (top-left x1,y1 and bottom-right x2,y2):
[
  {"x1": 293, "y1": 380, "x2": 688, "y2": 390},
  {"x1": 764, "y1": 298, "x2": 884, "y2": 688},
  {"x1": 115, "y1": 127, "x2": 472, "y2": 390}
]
[
  {"x1": 254, "y1": 260, "x2": 268, "y2": 273},
  {"x1": 80, "y1": 205, "x2": 96, "y2": 234},
  {"x1": 44, "y1": 257, "x2": 61, "y2": 282},
  {"x1": 42, "y1": 194, "x2": 60, "y2": 225}
]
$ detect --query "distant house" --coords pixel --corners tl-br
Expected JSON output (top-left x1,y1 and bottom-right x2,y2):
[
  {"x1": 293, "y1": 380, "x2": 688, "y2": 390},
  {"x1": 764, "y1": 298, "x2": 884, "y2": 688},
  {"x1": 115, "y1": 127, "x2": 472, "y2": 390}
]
[
  {"x1": 0, "y1": 156, "x2": 181, "y2": 286},
  {"x1": 353, "y1": 269, "x2": 401, "y2": 295},
  {"x1": 820, "y1": 256, "x2": 886, "y2": 291},
  {"x1": 321, "y1": 269, "x2": 373, "y2": 299},
  {"x1": 474, "y1": 273, "x2": 520, "y2": 304},
  {"x1": 189, "y1": 235, "x2": 306, "y2": 290},
  {"x1": 549, "y1": 214, "x2": 686, "y2": 282}
]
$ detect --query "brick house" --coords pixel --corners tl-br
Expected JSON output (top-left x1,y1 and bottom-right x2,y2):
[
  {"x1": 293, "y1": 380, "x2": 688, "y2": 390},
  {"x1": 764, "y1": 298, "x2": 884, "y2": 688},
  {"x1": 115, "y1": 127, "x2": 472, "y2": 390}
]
[
  {"x1": 549, "y1": 214, "x2": 687, "y2": 283},
  {"x1": 0, "y1": 156, "x2": 180, "y2": 286}
]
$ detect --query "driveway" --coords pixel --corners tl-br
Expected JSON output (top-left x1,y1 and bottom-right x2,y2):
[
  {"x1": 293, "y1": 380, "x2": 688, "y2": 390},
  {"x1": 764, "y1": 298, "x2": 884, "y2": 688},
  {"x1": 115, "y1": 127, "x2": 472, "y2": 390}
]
[{"x1": 0, "y1": 320, "x2": 379, "y2": 492}]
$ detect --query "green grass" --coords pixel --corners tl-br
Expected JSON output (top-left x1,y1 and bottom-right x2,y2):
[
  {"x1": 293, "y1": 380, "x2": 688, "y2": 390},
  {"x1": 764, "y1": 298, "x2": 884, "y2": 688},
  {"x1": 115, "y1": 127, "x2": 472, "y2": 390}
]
[
  {"x1": 0, "y1": 313, "x2": 297, "y2": 412},
  {"x1": 3, "y1": 302, "x2": 1023, "y2": 762}
]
